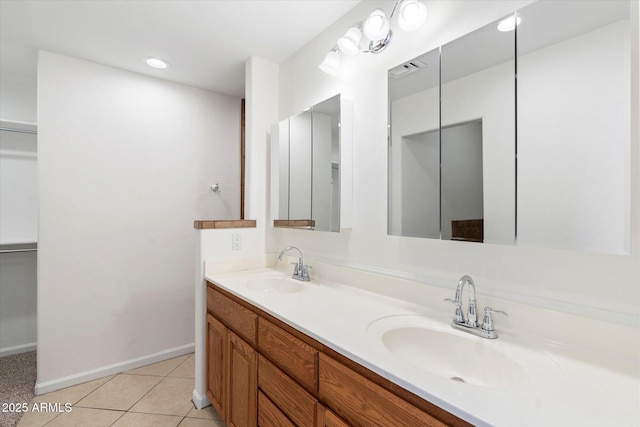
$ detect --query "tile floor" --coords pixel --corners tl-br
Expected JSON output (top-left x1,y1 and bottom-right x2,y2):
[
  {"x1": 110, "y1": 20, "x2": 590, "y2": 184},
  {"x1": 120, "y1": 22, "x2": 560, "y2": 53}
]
[{"x1": 17, "y1": 353, "x2": 224, "y2": 427}]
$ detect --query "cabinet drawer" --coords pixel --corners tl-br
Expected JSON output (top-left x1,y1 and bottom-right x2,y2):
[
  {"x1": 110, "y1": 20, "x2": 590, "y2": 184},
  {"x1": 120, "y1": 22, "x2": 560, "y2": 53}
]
[
  {"x1": 317, "y1": 404, "x2": 350, "y2": 427},
  {"x1": 258, "y1": 318, "x2": 318, "y2": 393},
  {"x1": 318, "y1": 353, "x2": 447, "y2": 427},
  {"x1": 258, "y1": 391, "x2": 296, "y2": 427},
  {"x1": 258, "y1": 355, "x2": 317, "y2": 427},
  {"x1": 207, "y1": 284, "x2": 257, "y2": 346}
]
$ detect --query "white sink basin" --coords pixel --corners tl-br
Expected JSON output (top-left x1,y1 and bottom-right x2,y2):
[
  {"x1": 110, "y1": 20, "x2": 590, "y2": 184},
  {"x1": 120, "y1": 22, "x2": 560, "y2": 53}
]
[
  {"x1": 368, "y1": 315, "x2": 557, "y2": 388},
  {"x1": 245, "y1": 277, "x2": 304, "y2": 294},
  {"x1": 381, "y1": 326, "x2": 525, "y2": 387}
]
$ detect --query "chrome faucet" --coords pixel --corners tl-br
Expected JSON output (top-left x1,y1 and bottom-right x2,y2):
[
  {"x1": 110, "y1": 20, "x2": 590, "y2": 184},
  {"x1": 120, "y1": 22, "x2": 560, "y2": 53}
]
[
  {"x1": 277, "y1": 246, "x2": 310, "y2": 282},
  {"x1": 445, "y1": 275, "x2": 507, "y2": 339}
]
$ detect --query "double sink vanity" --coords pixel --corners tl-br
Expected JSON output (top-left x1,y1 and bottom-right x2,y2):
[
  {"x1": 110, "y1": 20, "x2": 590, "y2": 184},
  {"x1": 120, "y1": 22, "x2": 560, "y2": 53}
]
[{"x1": 201, "y1": 249, "x2": 639, "y2": 426}]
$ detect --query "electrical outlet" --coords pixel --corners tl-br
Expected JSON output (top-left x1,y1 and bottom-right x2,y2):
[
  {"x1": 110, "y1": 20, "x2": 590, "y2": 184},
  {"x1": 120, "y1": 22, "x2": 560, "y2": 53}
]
[{"x1": 232, "y1": 233, "x2": 241, "y2": 251}]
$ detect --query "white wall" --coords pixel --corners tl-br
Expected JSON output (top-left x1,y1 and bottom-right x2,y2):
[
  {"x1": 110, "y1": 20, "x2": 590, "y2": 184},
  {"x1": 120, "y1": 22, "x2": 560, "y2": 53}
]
[
  {"x1": 0, "y1": 127, "x2": 38, "y2": 356},
  {"x1": 0, "y1": 250, "x2": 37, "y2": 357},
  {"x1": 0, "y1": 69, "x2": 38, "y2": 356},
  {"x1": 518, "y1": 20, "x2": 630, "y2": 253},
  {"x1": 0, "y1": 71, "x2": 37, "y2": 124},
  {"x1": 0, "y1": 127, "x2": 38, "y2": 244},
  {"x1": 36, "y1": 51, "x2": 241, "y2": 392},
  {"x1": 271, "y1": 0, "x2": 639, "y2": 326}
]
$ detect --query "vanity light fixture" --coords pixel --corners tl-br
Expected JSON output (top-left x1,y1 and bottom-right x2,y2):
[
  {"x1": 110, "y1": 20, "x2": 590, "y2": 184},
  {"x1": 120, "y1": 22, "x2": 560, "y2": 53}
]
[
  {"x1": 320, "y1": 0, "x2": 427, "y2": 75},
  {"x1": 497, "y1": 14, "x2": 522, "y2": 32},
  {"x1": 319, "y1": 48, "x2": 342, "y2": 76},
  {"x1": 145, "y1": 57, "x2": 169, "y2": 69}
]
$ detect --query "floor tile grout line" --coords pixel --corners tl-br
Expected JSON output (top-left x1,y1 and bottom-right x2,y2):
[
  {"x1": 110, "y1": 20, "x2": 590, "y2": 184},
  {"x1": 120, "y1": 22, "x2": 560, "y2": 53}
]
[
  {"x1": 121, "y1": 372, "x2": 166, "y2": 413},
  {"x1": 166, "y1": 354, "x2": 192, "y2": 378},
  {"x1": 73, "y1": 373, "x2": 119, "y2": 407},
  {"x1": 22, "y1": 354, "x2": 198, "y2": 426},
  {"x1": 122, "y1": 362, "x2": 194, "y2": 417}
]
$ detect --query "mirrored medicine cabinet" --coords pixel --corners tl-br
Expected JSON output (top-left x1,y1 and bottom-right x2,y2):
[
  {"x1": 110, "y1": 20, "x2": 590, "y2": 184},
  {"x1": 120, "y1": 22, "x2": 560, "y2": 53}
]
[
  {"x1": 271, "y1": 94, "x2": 352, "y2": 232},
  {"x1": 388, "y1": 0, "x2": 631, "y2": 254}
]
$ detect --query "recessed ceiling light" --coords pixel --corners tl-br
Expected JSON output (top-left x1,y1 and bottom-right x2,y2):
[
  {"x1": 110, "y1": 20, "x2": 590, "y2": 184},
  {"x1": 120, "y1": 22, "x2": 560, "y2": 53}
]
[
  {"x1": 145, "y1": 57, "x2": 169, "y2": 69},
  {"x1": 497, "y1": 14, "x2": 522, "y2": 32}
]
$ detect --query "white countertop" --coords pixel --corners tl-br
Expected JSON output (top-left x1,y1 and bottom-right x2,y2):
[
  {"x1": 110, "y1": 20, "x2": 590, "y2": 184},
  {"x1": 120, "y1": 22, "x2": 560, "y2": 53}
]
[{"x1": 205, "y1": 263, "x2": 640, "y2": 427}]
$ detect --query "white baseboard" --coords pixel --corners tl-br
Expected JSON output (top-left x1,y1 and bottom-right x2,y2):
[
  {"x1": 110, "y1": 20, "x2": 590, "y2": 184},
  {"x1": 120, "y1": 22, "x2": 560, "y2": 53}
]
[
  {"x1": 0, "y1": 342, "x2": 37, "y2": 358},
  {"x1": 192, "y1": 388, "x2": 211, "y2": 410},
  {"x1": 34, "y1": 343, "x2": 195, "y2": 395}
]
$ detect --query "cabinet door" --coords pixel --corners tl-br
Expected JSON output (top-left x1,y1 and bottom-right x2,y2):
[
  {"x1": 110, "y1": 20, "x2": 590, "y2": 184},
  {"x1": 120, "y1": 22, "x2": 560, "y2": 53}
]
[
  {"x1": 227, "y1": 331, "x2": 258, "y2": 427},
  {"x1": 258, "y1": 355, "x2": 316, "y2": 427},
  {"x1": 207, "y1": 314, "x2": 227, "y2": 419},
  {"x1": 317, "y1": 404, "x2": 350, "y2": 427}
]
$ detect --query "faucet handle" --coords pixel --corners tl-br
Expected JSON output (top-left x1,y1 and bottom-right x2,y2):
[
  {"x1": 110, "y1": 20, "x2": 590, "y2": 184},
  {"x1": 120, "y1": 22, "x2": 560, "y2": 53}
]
[
  {"x1": 482, "y1": 307, "x2": 508, "y2": 332},
  {"x1": 444, "y1": 298, "x2": 465, "y2": 323}
]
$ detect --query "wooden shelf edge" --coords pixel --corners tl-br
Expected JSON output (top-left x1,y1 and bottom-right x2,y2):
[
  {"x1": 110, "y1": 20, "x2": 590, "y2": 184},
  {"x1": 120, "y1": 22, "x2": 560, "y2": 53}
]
[{"x1": 194, "y1": 219, "x2": 257, "y2": 229}]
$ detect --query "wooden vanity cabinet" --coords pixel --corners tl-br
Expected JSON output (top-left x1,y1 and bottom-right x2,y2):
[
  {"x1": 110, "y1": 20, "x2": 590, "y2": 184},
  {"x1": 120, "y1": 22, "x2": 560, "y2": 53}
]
[
  {"x1": 206, "y1": 281, "x2": 469, "y2": 427},
  {"x1": 206, "y1": 287, "x2": 258, "y2": 427}
]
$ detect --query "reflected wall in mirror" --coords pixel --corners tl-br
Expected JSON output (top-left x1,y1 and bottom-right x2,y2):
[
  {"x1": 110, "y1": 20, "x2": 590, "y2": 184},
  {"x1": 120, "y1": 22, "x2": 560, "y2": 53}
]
[
  {"x1": 388, "y1": 15, "x2": 515, "y2": 244},
  {"x1": 289, "y1": 110, "x2": 313, "y2": 222},
  {"x1": 441, "y1": 120, "x2": 484, "y2": 242},
  {"x1": 517, "y1": 0, "x2": 630, "y2": 254},
  {"x1": 388, "y1": 48, "x2": 439, "y2": 239},
  {"x1": 271, "y1": 94, "x2": 345, "y2": 232},
  {"x1": 312, "y1": 96, "x2": 341, "y2": 232},
  {"x1": 273, "y1": 119, "x2": 289, "y2": 221}
]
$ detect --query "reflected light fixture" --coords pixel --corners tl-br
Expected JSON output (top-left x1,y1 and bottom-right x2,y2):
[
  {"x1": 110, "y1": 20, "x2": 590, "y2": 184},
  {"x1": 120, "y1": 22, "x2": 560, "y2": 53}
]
[
  {"x1": 319, "y1": 49, "x2": 341, "y2": 76},
  {"x1": 145, "y1": 57, "x2": 169, "y2": 69},
  {"x1": 397, "y1": 0, "x2": 428, "y2": 31},
  {"x1": 497, "y1": 14, "x2": 522, "y2": 32},
  {"x1": 320, "y1": 0, "x2": 427, "y2": 76},
  {"x1": 337, "y1": 25, "x2": 363, "y2": 56}
]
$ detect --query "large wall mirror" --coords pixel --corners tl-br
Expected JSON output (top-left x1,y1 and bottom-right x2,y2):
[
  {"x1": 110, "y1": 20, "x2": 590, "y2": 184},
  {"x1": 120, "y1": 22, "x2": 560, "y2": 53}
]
[
  {"x1": 388, "y1": 0, "x2": 631, "y2": 254},
  {"x1": 388, "y1": 14, "x2": 516, "y2": 244},
  {"x1": 271, "y1": 94, "x2": 351, "y2": 232}
]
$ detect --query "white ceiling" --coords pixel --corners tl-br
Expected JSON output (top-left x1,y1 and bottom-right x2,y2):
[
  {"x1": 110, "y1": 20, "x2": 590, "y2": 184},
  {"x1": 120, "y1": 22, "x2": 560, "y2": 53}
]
[{"x1": 0, "y1": 0, "x2": 361, "y2": 97}]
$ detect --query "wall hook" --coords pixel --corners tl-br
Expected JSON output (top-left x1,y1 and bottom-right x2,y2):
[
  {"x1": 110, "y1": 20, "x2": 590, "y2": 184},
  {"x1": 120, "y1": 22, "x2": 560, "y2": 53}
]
[{"x1": 211, "y1": 182, "x2": 220, "y2": 193}]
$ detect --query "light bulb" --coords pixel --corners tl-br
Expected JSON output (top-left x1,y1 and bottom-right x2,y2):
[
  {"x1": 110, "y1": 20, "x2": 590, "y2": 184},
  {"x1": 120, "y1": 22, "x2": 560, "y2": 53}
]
[
  {"x1": 397, "y1": 0, "x2": 427, "y2": 32},
  {"x1": 145, "y1": 57, "x2": 169, "y2": 69},
  {"x1": 319, "y1": 50, "x2": 341, "y2": 76},
  {"x1": 363, "y1": 9, "x2": 390, "y2": 41},
  {"x1": 497, "y1": 14, "x2": 521, "y2": 32},
  {"x1": 337, "y1": 26, "x2": 363, "y2": 56}
]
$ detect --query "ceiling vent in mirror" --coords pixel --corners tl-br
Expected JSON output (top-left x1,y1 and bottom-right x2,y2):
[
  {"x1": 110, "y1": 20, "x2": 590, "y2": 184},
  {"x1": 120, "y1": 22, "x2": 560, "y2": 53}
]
[{"x1": 389, "y1": 59, "x2": 427, "y2": 78}]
